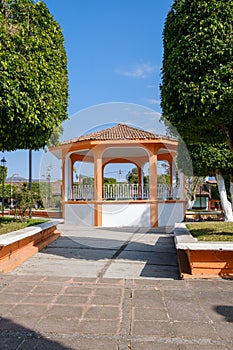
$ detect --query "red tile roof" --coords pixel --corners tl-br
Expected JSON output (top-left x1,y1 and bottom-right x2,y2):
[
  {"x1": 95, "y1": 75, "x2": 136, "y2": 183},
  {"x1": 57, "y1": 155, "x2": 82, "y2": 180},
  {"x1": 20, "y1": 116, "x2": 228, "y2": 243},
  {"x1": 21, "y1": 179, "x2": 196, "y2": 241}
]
[{"x1": 60, "y1": 123, "x2": 174, "y2": 145}]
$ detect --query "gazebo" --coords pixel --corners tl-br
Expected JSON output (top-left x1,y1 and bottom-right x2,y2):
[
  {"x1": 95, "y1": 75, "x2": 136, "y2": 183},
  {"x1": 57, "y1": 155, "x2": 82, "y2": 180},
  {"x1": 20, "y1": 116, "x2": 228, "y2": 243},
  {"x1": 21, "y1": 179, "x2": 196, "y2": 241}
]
[{"x1": 50, "y1": 123, "x2": 185, "y2": 227}]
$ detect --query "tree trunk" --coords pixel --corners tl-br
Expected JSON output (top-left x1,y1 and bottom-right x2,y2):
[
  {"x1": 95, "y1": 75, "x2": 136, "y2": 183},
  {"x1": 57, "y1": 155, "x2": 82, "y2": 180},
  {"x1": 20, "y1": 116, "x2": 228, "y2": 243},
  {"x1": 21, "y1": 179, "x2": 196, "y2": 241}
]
[
  {"x1": 216, "y1": 171, "x2": 233, "y2": 221},
  {"x1": 224, "y1": 126, "x2": 233, "y2": 153},
  {"x1": 185, "y1": 176, "x2": 205, "y2": 210},
  {"x1": 186, "y1": 196, "x2": 195, "y2": 210},
  {"x1": 29, "y1": 149, "x2": 32, "y2": 218},
  {"x1": 230, "y1": 174, "x2": 233, "y2": 208}
]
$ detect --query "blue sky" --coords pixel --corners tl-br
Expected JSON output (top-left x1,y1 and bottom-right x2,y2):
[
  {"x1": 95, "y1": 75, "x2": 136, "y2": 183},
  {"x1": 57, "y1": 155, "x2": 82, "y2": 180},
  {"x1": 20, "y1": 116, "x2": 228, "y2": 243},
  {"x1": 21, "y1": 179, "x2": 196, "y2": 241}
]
[{"x1": 4, "y1": 0, "x2": 174, "y2": 180}]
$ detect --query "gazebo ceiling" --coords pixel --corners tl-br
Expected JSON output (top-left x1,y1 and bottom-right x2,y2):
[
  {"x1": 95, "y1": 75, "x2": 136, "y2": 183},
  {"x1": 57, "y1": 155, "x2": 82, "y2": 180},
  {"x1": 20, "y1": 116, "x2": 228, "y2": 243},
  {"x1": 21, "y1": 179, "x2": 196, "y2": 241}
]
[
  {"x1": 103, "y1": 147, "x2": 148, "y2": 159},
  {"x1": 70, "y1": 145, "x2": 175, "y2": 164},
  {"x1": 71, "y1": 146, "x2": 149, "y2": 162}
]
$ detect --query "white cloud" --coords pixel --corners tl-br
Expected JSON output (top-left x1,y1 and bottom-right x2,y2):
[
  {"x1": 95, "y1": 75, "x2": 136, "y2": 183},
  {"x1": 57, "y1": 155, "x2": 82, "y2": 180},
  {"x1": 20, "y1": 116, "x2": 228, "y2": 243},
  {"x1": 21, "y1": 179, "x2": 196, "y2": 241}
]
[
  {"x1": 116, "y1": 62, "x2": 157, "y2": 79},
  {"x1": 147, "y1": 99, "x2": 161, "y2": 105}
]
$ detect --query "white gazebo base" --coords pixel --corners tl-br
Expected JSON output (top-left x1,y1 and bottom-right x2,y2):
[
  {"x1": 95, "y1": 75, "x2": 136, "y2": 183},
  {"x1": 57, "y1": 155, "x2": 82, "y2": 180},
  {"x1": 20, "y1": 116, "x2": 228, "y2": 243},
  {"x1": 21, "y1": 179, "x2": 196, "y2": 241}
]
[{"x1": 64, "y1": 200, "x2": 185, "y2": 228}]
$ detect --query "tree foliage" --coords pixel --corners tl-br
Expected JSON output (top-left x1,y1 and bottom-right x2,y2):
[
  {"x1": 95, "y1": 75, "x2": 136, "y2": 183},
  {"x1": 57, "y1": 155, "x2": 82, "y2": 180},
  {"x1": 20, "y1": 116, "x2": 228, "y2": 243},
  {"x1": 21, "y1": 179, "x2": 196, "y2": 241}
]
[
  {"x1": 178, "y1": 142, "x2": 233, "y2": 177},
  {"x1": 178, "y1": 142, "x2": 233, "y2": 213},
  {"x1": 157, "y1": 174, "x2": 170, "y2": 186},
  {"x1": 161, "y1": 0, "x2": 233, "y2": 151},
  {"x1": 0, "y1": 0, "x2": 68, "y2": 151},
  {"x1": 104, "y1": 177, "x2": 117, "y2": 185},
  {"x1": 13, "y1": 183, "x2": 34, "y2": 220},
  {"x1": 127, "y1": 167, "x2": 139, "y2": 184},
  {"x1": 126, "y1": 167, "x2": 149, "y2": 185}
]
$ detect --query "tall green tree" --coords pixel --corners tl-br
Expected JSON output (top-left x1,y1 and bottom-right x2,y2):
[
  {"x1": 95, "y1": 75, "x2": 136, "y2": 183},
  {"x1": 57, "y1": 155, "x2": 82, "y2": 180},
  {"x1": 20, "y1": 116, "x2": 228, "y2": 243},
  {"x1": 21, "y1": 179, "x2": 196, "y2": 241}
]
[
  {"x1": 0, "y1": 0, "x2": 68, "y2": 151},
  {"x1": 178, "y1": 141, "x2": 233, "y2": 220},
  {"x1": 161, "y1": 0, "x2": 233, "y2": 151}
]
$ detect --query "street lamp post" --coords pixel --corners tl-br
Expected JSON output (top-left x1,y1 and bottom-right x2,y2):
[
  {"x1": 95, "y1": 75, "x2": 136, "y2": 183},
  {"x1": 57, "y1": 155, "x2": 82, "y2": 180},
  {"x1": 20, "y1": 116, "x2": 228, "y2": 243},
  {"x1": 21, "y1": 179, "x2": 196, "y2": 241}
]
[
  {"x1": 10, "y1": 173, "x2": 19, "y2": 209},
  {"x1": 1, "y1": 157, "x2": 7, "y2": 217}
]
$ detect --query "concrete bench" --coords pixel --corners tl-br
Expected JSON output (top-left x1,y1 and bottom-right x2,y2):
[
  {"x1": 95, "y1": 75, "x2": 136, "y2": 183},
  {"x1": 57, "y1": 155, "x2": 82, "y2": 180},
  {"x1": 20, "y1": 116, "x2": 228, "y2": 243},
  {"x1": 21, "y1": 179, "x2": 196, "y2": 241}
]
[
  {"x1": 185, "y1": 210, "x2": 223, "y2": 221},
  {"x1": 0, "y1": 220, "x2": 62, "y2": 273},
  {"x1": 174, "y1": 223, "x2": 233, "y2": 279}
]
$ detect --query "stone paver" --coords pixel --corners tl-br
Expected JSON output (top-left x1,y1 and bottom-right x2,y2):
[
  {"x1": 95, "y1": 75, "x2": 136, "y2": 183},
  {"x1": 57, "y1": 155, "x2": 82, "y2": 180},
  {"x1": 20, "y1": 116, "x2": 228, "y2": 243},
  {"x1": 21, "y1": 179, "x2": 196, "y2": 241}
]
[
  {"x1": 0, "y1": 276, "x2": 232, "y2": 349},
  {"x1": 0, "y1": 224, "x2": 231, "y2": 349}
]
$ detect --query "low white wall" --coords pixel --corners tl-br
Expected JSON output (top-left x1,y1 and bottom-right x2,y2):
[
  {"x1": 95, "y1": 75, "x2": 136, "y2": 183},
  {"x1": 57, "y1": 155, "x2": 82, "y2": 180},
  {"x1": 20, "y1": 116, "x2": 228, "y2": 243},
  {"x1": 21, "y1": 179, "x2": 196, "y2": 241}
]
[
  {"x1": 102, "y1": 203, "x2": 150, "y2": 227},
  {"x1": 65, "y1": 204, "x2": 94, "y2": 226},
  {"x1": 65, "y1": 202, "x2": 184, "y2": 227},
  {"x1": 158, "y1": 202, "x2": 184, "y2": 227}
]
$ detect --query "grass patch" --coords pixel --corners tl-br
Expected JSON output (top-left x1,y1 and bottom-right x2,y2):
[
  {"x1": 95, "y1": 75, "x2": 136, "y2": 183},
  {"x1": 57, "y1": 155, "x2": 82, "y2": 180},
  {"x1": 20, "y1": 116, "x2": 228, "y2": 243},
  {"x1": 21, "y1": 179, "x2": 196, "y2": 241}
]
[
  {"x1": 186, "y1": 222, "x2": 233, "y2": 242},
  {"x1": 0, "y1": 217, "x2": 47, "y2": 236}
]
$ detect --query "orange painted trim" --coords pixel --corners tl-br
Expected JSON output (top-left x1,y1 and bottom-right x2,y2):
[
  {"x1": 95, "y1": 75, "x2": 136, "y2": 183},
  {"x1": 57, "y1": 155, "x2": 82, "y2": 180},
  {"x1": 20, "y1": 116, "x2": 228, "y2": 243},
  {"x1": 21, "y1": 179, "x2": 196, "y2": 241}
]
[
  {"x1": 150, "y1": 202, "x2": 158, "y2": 227},
  {"x1": 8, "y1": 210, "x2": 62, "y2": 218},
  {"x1": 0, "y1": 226, "x2": 61, "y2": 273},
  {"x1": 94, "y1": 203, "x2": 102, "y2": 226},
  {"x1": 93, "y1": 148, "x2": 103, "y2": 201},
  {"x1": 103, "y1": 157, "x2": 148, "y2": 167},
  {"x1": 70, "y1": 154, "x2": 94, "y2": 163},
  {"x1": 71, "y1": 157, "x2": 74, "y2": 199},
  {"x1": 157, "y1": 200, "x2": 186, "y2": 203},
  {"x1": 157, "y1": 153, "x2": 173, "y2": 162},
  {"x1": 71, "y1": 154, "x2": 179, "y2": 167},
  {"x1": 137, "y1": 164, "x2": 143, "y2": 199},
  {"x1": 178, "y1": 249, "x2": 233, "y2": 279},
  {"x1": 149, "y1": 153, "x2": 157, "y2": 202},
  {"x1": 90, "y1": 139, "x2": 177, "y2": 147},
  {"x1": 64, "y1": 199, "x2": 185, "y2": 204},
  {"x1": 50, "y1": 139, "x2": 178, "y2": 154}
]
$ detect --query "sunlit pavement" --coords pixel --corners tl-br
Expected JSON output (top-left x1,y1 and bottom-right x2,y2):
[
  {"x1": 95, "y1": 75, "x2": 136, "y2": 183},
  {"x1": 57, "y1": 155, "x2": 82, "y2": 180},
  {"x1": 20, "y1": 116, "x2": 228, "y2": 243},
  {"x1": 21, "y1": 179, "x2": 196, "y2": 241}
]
[{"x1": 0, "y1": 224, "x2": 231, "y2": 349}]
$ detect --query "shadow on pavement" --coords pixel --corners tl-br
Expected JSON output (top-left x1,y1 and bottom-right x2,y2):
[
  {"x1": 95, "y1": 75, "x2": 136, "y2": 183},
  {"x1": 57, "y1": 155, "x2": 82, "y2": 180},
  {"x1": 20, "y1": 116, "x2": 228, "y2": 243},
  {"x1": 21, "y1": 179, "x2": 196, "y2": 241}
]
[
  {"x1": 41, "y1": 234, "x2": 180, "y2": 279},
  {"x1": 95, "y1": 226, "x2": 174, "y2": 234},
  {"x1": 0, "y1": 317, "x2": 70, "y2": 349},
  {"x1": 214, "y1": 305, "x2": 233, "y2": 322}
]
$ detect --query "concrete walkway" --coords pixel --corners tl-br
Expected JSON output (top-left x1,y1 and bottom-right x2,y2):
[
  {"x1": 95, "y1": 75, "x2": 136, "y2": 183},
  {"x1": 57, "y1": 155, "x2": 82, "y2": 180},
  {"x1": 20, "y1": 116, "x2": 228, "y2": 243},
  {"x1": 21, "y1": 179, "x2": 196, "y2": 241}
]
[
  {"x1": 9, "y1": 225, "x2": 179, "y2": 279},
  {"x1": 0, "y1": 224, "x2": 232, "y2": 349}
]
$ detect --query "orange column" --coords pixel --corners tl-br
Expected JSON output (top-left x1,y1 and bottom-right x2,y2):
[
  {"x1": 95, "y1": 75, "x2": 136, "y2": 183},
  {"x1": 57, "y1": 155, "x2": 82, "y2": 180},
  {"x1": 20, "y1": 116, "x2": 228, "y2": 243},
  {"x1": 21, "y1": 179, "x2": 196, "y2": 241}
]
[
  {"x1": 93, "y1": 147, "x2": 103, "y2": 226},
  {"x1": 61, "y1": 154, "x2": 66, "y2": 220},
  {"x1": 136, "y1": 161, "x2": 146, "y2": 200},
  {"x1": 71, "y1": 158, "x2": 74, "y2": 200},
  {"x1": 170, "y1": 153, "x2": 178, "y2": 199},
  {"x1": 149, "y1": 148, "x2": 158, "y2": 227},
  {"x1": 61, "y1": 148, "x2": 71, "y2": 221},
  {"x1": 168, "y1": 155, "x2": 174, "y2": 199},
  {"x1": 102, "y1": 164, "x2": 105, "y2": 199},
  {"x1": 137, "y1": 165, "x2": 142, "y2": 199},
  {"x1": 169, "y1": 157, "x2": 173, "y2": 188}
]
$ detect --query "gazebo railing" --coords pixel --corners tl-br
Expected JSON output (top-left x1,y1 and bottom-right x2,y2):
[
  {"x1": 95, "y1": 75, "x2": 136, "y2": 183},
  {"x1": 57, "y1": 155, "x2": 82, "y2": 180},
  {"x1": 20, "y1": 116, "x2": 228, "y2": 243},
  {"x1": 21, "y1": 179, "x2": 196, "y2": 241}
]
[
  {"x1": 103, "y1": 183, "x2": 149, "y2": 200},
  {"x1": 73, "y1": 184, "x2": 94, "y2": 201},
  {"x1": 157, "y1": 183, "x2": 171, "y2": 200},
  {"x1": 72, "y1": 183, "x2": 182, "y2": 201}
]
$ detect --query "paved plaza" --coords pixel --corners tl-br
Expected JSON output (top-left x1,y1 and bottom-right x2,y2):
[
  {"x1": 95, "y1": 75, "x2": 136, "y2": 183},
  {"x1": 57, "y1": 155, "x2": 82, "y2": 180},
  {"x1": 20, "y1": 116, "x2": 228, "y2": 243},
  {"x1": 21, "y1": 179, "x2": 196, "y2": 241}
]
[{"x1": 0, "y1": 225, "x2": 232, "y2": 349}]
